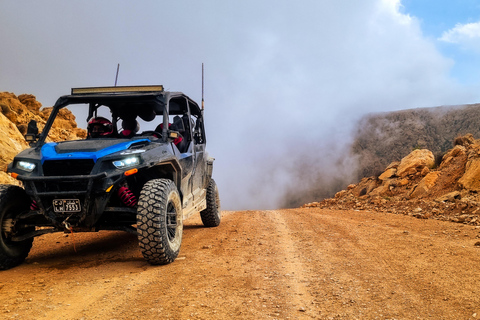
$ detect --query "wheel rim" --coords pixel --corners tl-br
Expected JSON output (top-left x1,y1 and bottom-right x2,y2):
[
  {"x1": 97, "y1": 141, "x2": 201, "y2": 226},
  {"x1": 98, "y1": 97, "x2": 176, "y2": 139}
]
[
  {"x1": 0, "y1": 201, "x2": 32, "y2": 256},
  {"x1": 166, "y1": 201, "x2": 177, "y2": 242},
  {"x1": 1, "y1": 215, "x2": 10, "y2": 246},
  {"x1": 1, "y1": 208, "x2": 16, "y2": 247}
]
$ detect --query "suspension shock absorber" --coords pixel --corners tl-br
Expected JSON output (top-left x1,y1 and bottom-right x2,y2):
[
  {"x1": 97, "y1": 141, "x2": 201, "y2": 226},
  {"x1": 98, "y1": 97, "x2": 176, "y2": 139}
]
[
  {"x1": 30, "y1": 200, "x2": 39, "y2": 211},
  {"x1": 117, "y1": 186, "x2": 137, "y2": 207}
]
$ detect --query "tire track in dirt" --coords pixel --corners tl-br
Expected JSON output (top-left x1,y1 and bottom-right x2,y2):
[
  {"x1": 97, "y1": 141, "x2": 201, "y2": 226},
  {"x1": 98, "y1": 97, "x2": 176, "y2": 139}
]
[
  {"x1": 262, "y1": 210, "x2": 318, "y2": 318},
  {"x1": 280, "y1": 208, "x2": 425, "y2": 319},
  {"x1": 281, "y1": 208, "x2": 480, "y2": 319}
]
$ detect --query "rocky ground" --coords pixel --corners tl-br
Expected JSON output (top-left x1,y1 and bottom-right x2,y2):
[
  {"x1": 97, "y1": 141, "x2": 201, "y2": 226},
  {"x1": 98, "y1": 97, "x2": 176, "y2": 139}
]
[
  {"x1": 305, "y1": 134, "x2": 480, "y2": 227},
  {"x1": 1, "y1": 209, "x2": 480, "y2": 320}
]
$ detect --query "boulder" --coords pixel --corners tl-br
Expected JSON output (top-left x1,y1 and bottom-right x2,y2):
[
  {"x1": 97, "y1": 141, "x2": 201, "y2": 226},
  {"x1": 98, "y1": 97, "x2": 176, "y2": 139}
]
[
  {"x1": 378, "y1": 167, "x2": 396, "y2": 180},
  {"x1": 335, "y1": 190, "x2": 347, "y2": 198},
  {"x1": 420, "y1": 166, "x2": 430, "y2": 176},
  {"x1": 396, "y1": 149, "x2": 435, "y2": 178},
  {"x1": 385, "y1": 161, "x2": 400, "y2": 170},
  {"x1": 0, "y1": 112, "x2": 28, "y2": 169},
  {"x1": 442, "y1": 145, "x2": 466, "y2": 161},
  {"x1": 440, "y1": 145, "x2": 466, "y2": 168},
  {"x1": 351, "y1": 177, "x2": 380, "y2": 197},
  {"x1": 369, "y1": 182, "x2": 392, "y2": 197},
  {"x1": 458, "y1": 157, "x2": 480, "y2": 191},
  {"x1": 454, "y1": 133, "x2": 475, "y2": 147},
  {"x1": 436, "y1": 191, "x2": 461, "y2": 202},
  {"x1": 409, "y1": 171, "x2": 440, "y2": 199}
]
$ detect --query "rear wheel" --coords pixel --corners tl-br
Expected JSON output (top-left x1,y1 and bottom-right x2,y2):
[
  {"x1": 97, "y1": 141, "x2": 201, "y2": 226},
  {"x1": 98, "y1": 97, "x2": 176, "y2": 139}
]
[
  {"x1": 136, "y1": 179, "x2": 183, "y2": 265},
  {"x1": 0, "y1": 185, "x2": 34, "y2": 270},
  {"x1": 200, "y1": 179, "x2": 221, "y2": 227}
]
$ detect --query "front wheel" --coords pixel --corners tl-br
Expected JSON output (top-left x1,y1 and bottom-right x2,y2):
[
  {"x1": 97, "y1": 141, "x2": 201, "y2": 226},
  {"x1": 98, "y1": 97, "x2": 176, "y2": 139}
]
[
  {"x1": 136, "y1": 179, "x2": 183, "y2": 265},
  {"x1": 0, "y1": 185, "x2": 34, "y2": 270},
  {"x1": 200, "y1": 179, "x2": 221, "y2": 227}
]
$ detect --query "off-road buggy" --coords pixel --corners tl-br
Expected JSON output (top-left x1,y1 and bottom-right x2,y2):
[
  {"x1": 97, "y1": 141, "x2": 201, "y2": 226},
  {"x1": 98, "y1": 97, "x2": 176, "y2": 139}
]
[{"x1": 1, "y1": 85, "x2": 221, "y2": 270}]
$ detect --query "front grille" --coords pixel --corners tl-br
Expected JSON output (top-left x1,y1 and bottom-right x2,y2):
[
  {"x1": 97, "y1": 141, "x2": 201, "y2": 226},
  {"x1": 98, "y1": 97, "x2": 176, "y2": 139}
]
[
  {"x1": 34, "y1": 180, "x2": 90, "y2": 193},
  {"x1": 43, "y1": 159, "x2": 95, "y2": 176}
]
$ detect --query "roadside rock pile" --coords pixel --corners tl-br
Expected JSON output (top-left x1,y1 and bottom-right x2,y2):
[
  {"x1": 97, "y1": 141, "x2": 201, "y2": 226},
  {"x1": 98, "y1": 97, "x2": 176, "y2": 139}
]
[
  {"x1": 0, "y1": 92, "x2": 86, "y2": 184},
  {"x1": 305, "y1": 133, "x2": 480, "y2": 226}
]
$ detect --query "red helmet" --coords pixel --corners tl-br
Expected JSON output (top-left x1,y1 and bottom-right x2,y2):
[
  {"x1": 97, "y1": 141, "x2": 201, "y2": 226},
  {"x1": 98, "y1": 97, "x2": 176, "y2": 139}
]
[{"x1": 88, "y1": 117, "x2": 113, "y2": 137}]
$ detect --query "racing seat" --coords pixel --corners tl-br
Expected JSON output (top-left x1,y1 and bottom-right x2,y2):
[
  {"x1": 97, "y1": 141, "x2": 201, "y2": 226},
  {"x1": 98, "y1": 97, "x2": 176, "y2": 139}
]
[
  {"x1": 156, "y1": 118, "x2": 187, "y2": 153},
  {"x1": 182, "y1": 114, "x2": 193, "y2": 148}
]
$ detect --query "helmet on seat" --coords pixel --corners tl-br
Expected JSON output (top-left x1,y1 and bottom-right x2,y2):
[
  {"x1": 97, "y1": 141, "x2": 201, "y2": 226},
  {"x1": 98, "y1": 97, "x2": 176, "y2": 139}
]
[
  {"x1": 120, "y1": 118, "x2": 139, "y2": 138},
  {"x1": 87, "y1": 117, "x2": 113, "y2": 138}
]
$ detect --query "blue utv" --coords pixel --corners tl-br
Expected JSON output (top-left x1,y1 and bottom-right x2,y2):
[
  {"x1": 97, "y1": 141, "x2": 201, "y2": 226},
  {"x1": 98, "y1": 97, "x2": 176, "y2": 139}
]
[{"x1": 1, "y1": 85, "x2": 221, "y2": 270}]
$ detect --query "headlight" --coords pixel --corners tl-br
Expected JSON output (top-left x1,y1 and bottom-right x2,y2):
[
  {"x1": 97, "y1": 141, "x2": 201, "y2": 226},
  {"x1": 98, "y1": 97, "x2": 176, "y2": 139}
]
[
  {"x1": 113, "y1": 157, "x2": 139, "y2": 169},
  {"x1": 16, "y1": 161, "x2": 36, "y2": 172}
]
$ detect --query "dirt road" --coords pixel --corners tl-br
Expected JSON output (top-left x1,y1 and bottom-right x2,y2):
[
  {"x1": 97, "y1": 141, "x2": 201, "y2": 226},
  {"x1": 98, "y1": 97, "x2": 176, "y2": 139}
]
[{"x1": 1, "y1": 208, "x2": 480, "y2": 319}]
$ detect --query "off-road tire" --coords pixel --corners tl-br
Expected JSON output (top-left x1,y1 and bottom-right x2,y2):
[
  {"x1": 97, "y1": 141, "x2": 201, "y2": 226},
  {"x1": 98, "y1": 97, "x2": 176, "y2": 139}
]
[
  {"x1": 137, "y1": 179, "x2": 183, "y2": 265},
  {"x1": 200, "y1": 179, "x2": 221, "y2": 227},
  {"x1": 0, "y1": 185, "x2": 34, "y2": 270}
]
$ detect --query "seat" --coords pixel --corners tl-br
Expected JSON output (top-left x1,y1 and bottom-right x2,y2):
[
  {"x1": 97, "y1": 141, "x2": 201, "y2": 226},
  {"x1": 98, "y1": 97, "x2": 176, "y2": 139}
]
[
  {"x1": 120, "y1": 119, "x2": 139, "y2": 138},
  {"x1": 157, "y1": 118, "x2": 188, "y2": 152}
]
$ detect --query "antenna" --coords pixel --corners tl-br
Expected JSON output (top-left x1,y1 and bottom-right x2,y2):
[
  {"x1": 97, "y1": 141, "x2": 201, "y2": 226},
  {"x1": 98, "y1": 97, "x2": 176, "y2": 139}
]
[
  {"x1": 114, "y1": 63, "x2": 120, "y2": 86},
  {"x1": 201, "y1": 63, "x2": 204, "y2": 110}
]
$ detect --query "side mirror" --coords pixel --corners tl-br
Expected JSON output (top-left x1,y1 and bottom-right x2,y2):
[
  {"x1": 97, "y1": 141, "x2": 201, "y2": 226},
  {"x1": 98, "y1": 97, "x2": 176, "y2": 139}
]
[{"x1": 25, "y1": 120, "x2": 39, "y2": 143}]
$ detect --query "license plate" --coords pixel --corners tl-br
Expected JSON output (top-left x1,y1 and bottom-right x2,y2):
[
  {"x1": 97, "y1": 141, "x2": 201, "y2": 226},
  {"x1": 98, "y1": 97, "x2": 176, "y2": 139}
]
[{"x1": 53, "y1": 199, "x2": 81, "y2": 213}]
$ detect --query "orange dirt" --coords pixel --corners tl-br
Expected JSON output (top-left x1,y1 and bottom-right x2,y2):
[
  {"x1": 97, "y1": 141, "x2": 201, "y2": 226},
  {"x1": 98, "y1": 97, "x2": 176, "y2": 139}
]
[{"x1": 1, "y1": 208, "x2": 480, "y2": 319}]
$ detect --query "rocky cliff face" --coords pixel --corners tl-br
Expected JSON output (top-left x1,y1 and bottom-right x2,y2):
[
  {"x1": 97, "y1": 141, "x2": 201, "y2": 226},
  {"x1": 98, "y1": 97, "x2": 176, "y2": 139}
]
[
  {"x1": 0, "y1": 92, "x2": 86, "y2": 184},
  {"x1": 306, "y1": 133, "x2": 480, "y2": 226}
]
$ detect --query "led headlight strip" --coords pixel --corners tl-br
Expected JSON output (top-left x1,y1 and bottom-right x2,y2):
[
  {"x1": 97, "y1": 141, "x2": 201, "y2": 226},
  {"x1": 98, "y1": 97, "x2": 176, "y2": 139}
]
[
  {"x1": 16, "y1": 161, "x2": 36, "y2": 172},
  {"x1": 112, "y1": 156, "x2": 139, "y2": 169}
]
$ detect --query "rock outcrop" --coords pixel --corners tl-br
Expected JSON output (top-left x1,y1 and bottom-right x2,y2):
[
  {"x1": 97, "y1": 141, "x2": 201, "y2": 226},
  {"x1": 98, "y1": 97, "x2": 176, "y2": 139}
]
[
  {"x1": 305, "y1": 134, "x2": 480, "y2": 226},
  {"x1": 0, "y1": 92, "x2": 86, "y2": 184},
  {"x1": 396, "y1": 149, "x2": 435, "y2": 177}
]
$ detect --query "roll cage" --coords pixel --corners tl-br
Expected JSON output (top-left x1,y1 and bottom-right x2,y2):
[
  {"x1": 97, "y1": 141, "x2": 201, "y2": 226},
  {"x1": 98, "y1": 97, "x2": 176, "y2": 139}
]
[{"x1": 29, "y1": 86, "x2": 205, "y2": 147}]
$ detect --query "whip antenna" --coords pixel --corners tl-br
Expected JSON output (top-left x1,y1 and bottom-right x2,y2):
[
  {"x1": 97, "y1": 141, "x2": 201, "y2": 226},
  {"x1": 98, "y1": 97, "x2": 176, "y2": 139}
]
[
  {"x1": 114, "y1": 63, "x2": 120, "y2": 86},
  {"x1": 201, "y1": 63, "x2": 204, "y2": 110}
]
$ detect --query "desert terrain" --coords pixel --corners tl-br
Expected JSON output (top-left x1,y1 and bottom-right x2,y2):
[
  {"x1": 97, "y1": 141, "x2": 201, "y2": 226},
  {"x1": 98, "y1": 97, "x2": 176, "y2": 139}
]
[
  {"x1": 1, "y1": 208, "x2": 480, "y2": 320},
  {"x1": 1, "y1": 93, "x2": 480, "y2": 319}
]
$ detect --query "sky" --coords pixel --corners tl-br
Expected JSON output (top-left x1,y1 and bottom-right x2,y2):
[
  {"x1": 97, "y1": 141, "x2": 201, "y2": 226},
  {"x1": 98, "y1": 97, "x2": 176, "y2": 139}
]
[
  {"x1": 402, "y1": 0, "x2": 480, "y2": 85},
  {"x1": 1, "y1": 0, "x2": 480, "y2": 210}
]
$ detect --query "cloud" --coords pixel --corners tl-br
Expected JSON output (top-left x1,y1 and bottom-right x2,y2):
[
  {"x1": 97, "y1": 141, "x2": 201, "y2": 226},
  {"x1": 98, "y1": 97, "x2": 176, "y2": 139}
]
[
  {"x1": 439, "y1": 21, "x2": 480, "y2": 51},
  {"x1": 0, "y1": 0, "x2": 477, "y2": 210},
  {"x1": 378, "y1": 0, "x2": 412, "y2": 25},
  {"x1": 204, "y1": 0, "x2": 467, "y2": 209}
]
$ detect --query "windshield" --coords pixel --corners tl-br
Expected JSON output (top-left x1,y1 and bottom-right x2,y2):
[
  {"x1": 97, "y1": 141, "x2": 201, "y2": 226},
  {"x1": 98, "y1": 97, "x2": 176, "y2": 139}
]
[{"x1": 36, "y1": 92, "x2": 203, "y2": 146}]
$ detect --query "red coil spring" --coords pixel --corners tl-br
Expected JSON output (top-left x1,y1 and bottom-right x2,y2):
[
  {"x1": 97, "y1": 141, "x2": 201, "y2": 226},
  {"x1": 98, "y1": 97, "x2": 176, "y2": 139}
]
[
  {"x1": 118, "y1": 186, "x2": 137, "y2": 207},
  {"x1": 30, "y1": 200, "x2": 38, "y2": 211}
]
